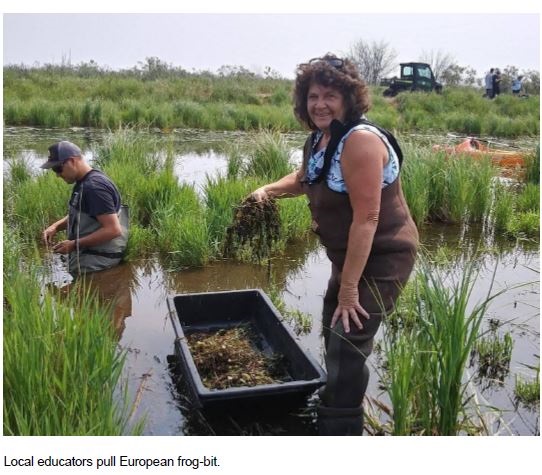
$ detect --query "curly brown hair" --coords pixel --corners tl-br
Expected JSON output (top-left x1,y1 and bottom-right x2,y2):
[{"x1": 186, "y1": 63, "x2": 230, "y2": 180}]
[{"x1": 293, "y1": 53, "x2": 371, "y2": 131}]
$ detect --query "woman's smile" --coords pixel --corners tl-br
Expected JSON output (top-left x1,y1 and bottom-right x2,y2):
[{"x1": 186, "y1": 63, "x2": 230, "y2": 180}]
[{"x1": 307, "y1": 83, "x2": 346, "y2": 133}]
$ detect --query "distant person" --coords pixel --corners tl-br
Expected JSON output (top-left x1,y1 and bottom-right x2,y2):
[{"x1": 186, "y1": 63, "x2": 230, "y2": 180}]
[
  {"x1": 512, "y1": 75, "x2": 524, "y2": 96},
  {"x1": 485, "y1": 68, "x2": 494, "y2": 98},
  {"x1": 250, "y1": 54, "x2": 418, "y2": 435},
  {"x1": 492, "y1": 68, "x2": 502, "y2": 97},
  {"x1": 41, "y1": 140, "x2": 129, "y2": 277}
]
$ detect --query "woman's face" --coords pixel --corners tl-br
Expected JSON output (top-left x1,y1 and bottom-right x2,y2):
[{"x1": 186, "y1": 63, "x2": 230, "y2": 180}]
[{"x1": 307, "y1": 82, "x2": 346, "y2": 133}]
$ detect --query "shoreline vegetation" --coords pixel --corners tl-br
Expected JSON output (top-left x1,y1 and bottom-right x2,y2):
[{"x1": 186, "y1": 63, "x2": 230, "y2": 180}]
[
  {"x1": 4, "y1": 63, "x2": 540, "y2": 138},
  {"x1": 3, "y1": 61, "x2": 540, "y2": 435}
]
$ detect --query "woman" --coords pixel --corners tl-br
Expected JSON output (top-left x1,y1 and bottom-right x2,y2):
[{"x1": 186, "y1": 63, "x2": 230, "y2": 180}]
[{"x1": 252, "y1": 54, "x2": 418, "y2": 435}]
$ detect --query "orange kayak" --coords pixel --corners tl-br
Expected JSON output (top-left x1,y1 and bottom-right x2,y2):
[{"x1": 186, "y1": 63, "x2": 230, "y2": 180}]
[{"x1": 433, "y1": 138, "x2": 526, "y2": 169}]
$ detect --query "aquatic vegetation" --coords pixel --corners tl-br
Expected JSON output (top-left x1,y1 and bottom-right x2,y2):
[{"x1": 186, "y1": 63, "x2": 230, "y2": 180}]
[
  {"x1": 401, "y1": 143, "x2": 496, "y2": 226},
  {"x1": 380, "y1": 256, "x2": 506, "y2": 435},
  {"x1": 187, "y1": 325, "x2": 288, "y2": 389},
  {"x1": 243, "y1": 130, "x2": 294, "y2": 181},
  {"x1": 523, "y1": 146, "x2": 540, "y2": 184},
  {"x1": 223, "y1": 196, "x2": 280, "y2": 262},
  {"x1": 471, "y1": 332, "x2": 514, "y2": 380},
  {"x1": 3, "y1": 230, "x2": 141, "y2": 435},
  {"x1": 515, "y1": 365, "x2": 540, "y2": 407},
  {"x1": 4, "y1": 64, "x2": 539, "y2": 136}
]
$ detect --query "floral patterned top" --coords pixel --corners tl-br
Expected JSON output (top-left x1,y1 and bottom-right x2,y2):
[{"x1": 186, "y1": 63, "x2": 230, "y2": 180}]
[{"x1": 305, "y1": 122, "x2": 400, "y2": 193}]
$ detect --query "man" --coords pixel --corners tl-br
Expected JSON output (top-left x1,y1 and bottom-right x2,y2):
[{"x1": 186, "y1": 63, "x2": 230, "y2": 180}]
[
  {"x1": 484, "y1": 68, "x2": 494, "y2": 98},
  {"x1": 41, "y1": 140, "x2": 129, "y2": 277}
]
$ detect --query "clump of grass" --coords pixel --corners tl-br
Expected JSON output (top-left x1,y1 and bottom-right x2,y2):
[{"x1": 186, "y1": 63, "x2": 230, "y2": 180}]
[
  {"x1": 514, "y1": 365, "x2": 540, "y2": 407},
  {"x1": 523, "y1": 146, "x2": 540, "y2": 184},
  {"x1": 400, "y1": 145, "x2": 433, "y2": 226},
  {"x1": 153, "y1": 185, "x2": 209, "y2": 268},
  {"x1": 380, "y1": 255, "x2": 506, "y2": 435},
  {"x1": 471, "y1": 332, "x2": 514, "y2": 380},
  {"x1": 506, "y1": 211, "x2": 540, "y2": 239},
  {"x1": 401, "y1": 144, "x2": 495, "y2": 226},
  {"x1": 6, "y1": 168, "x2": 70, "y2": 243},
  {"x1": 243, "y1": 130, "x2": 294, "y2": 181},
  {"x1": 516, "y1": 183, "x2": 540, "y2": 213},
  {"x1": 492, "y1": 181, "x2": 516, "y2": 235},
  {"x1": 3, "y1": 233, "x2": 140, "y2": 435}
]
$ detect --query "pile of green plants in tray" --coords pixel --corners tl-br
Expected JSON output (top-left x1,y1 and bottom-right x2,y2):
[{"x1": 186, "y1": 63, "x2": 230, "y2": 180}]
[{"x1": 186, "y1": 324, "x2": 289, "y2": 390}]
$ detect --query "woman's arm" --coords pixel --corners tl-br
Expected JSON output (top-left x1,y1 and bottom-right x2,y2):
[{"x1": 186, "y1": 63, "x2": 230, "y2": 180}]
[
  {"x1": 252, "y1": 171, "x2": 304, "y2": 201},
  {"x1": 331, "y1": 130, "x2": 387, "y2": 332}
]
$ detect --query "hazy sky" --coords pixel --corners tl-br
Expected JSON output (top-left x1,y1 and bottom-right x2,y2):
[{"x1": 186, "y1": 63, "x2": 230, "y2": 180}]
[{"x1": 3, "y1": 12, "x2": 540, "y2": 78}]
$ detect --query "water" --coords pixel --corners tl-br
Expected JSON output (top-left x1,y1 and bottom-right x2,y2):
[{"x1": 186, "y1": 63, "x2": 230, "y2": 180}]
[{"x1": 4, "y1": 127, "x2": 539, "y2": 435}]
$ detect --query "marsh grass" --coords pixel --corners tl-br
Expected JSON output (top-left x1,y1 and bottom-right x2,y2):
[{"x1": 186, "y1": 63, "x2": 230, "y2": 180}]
[
  {"x1": 3, "y1": 230, "x2": 139, "y2": 435},
  {"x1": 523, "y1": 146, "x2": 540, "y2": 184},
  {"x1": 153, "y1": 186, "x2": 210, "y2": 268},
  {"x1": 396, "y1": 89, "x2": 539, "y2": 137},
  {"x1": 243, "y1": 130, "x2": 294, "y2": 181},
  {"x1": 206, "y1": 131, "x2": 310, "y2": 262},
  {"x1": 472, "y1": 332, "x2": 514, "y2": 380},
  {"x1": 5, "y1": 168, "x2": 70, "y2": 243},
  {"x1": 515, "y1": 365, "x2": 540, "y2": 407},
  {"x1": 5, "y1": 64, "x2": 539, "y2": 136},
  {"x1": 401, "y1": 144, "x2": 496, "y2": 226},
  {"x1": 381, "y1": 256, "x2": 506, "y2": 435},
  {"x1": 491, "y1": 181, "x2": 540, "y2": 239}
]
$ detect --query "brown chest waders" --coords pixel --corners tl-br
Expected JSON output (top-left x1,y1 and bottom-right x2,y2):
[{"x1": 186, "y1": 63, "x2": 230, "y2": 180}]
[{"x1": 300, "y1": 131, "x2": 418, "y2": 435}]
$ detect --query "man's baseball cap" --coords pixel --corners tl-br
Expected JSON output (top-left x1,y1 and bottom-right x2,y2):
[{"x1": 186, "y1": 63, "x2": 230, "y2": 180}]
[{"x1": 41, "y1": 141, "x2": 82, "y2": 169}]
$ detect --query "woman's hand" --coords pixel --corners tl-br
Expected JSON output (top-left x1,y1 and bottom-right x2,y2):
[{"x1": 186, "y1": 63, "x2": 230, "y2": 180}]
[
  {"x1": 331, "y1": 282, "x2": 370, "y2": 333},
  {"x1": 251, "y1": 186, "x2": 270, "y2": 202}
]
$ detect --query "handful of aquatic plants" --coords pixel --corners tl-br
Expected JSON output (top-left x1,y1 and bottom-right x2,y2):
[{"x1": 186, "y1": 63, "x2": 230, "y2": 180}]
[{"x1": 223, "y1": 196, "x2": 280, "y2": 262}]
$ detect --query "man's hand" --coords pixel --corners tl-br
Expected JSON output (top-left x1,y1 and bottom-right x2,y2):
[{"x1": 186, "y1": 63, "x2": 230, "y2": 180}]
[
  {"x1": 52, "y1": 240, "x2": 76, "y2": 254},
  {"x1": 42, "y1": 224, "x2": 58, "y2": 245}
]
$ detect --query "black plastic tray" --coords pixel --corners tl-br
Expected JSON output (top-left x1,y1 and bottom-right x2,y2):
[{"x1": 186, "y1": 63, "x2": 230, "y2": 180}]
[{"x1": 167, "y1": 289, "x2": 326, "y2": 409}]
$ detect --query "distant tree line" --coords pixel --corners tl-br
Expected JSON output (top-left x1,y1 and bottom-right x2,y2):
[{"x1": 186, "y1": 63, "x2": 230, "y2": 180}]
[
  {"x1": 3, "y1": 56, "x2": 284, "y2": 81},
  {"x1": 5, "y1": 47, "x2": 539, "y2": 95}
]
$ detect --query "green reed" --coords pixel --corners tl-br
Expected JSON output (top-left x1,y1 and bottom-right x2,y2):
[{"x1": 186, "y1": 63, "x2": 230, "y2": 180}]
[
  {"x1": 153, "y1": 185, "x2": 209, "y2": 268},
  {"x1": 204, "y1": 175, "x2": 261, "y2": 252},
  {"x1": 400, "y1": 146, "x2": 432, "y2": 225},
  {"x1": 381, "y1": 256, "x2": 505, "y2": 435},
  {"x1": 3, "y1": 230, "x2": 140, "y2": 435},
  {"x1": 514, "y1": 365, "x2": 540, "y2": 406},
  {"x1": 5, "y1": 167, "x2": 70, "y2": 243},
  {"x1": 491, "y1": 182, "x2": 540, "y2": 239},
  {"x1": 243, "y1": 130, "x2": 294, "y2": 181},
  {"x1": 523, "y1": 146, "x2": 540, "y2": 184},
  {"x1": 401, "y1": 143, "x2": 496, "y2": 225},
  {"x1": 472, "y1": 332, "x2": 514, "y2": 380}
]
